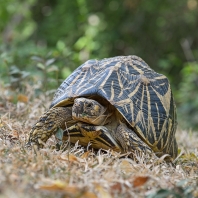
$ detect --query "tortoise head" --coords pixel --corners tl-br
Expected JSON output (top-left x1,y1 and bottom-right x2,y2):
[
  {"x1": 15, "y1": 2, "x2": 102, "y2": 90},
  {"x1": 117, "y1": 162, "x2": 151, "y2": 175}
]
[{"x1": 72, "y1": 98, "x2": 110, "y2": 125}]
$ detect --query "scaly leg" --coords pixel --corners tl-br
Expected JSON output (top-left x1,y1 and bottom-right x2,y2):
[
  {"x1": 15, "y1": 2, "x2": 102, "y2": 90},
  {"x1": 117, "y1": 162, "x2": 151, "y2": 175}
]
[
  {"x1": 114, "y1": 122, "x2": 152, "y2": 156},
  {"x1": 27, "y1": 106, "x2": 74, "y2": 148}
]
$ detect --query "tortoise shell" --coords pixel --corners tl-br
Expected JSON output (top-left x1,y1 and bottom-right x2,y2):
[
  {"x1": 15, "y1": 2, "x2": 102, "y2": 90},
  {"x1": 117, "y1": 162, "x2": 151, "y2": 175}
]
[{"x1": 50, "y1": 55, "x2": 177, "y2": 153}]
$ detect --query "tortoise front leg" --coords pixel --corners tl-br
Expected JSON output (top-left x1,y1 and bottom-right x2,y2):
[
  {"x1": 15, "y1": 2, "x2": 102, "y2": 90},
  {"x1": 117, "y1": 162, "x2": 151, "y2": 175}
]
[{"x1": 27, "y1": 106, "x2": 73, "y2": 148}]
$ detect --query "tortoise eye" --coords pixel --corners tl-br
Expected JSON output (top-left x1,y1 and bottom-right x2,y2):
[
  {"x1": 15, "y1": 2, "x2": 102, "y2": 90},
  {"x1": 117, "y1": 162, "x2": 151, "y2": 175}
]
[{"x1": 87, "y1": 103, "x2": 92, "y2": 108}]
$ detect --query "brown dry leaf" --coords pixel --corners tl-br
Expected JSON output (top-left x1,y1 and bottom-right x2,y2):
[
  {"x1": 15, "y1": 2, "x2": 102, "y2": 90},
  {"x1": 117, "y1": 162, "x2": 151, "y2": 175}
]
[
  {"x1": 110, "y1": 182, "x2": 122, "y2": 194},
  {"x1": 132, "y1": 176, "x2": 150, "y2": 187},
  {"x1": 95, "y1": 184, "x2": 112, "y2": 198},
  {"x1": 39, "y1": 180, "x2": 66, "y2": 191},
  {"x1": 7, "y1": 95, "x2": 14, "y2": 102},
  {"x1": 77, "y1": 191, "x2": 98, "y2": 198},
  {"x1": 81, "y1": 151, "x2": 90, "y2": 159},
  {"x1": 119, "y1": 159, "x2": 133, "y2": 174},
  {"x1": 12, "y1": 130, "x2": 19, "y2": 139},
  {"x1": 110, "y1": 182, "x2": 129, "y2": 196},
  {"x1": 59, "y1": 153, "x2": 80, "y2": 162},
  {"x1": 17, "y1": 94, "x2": 28, "y2": 103},
  {"x1": 39, "y1": 181, "x2": 97, "y2": 198}
]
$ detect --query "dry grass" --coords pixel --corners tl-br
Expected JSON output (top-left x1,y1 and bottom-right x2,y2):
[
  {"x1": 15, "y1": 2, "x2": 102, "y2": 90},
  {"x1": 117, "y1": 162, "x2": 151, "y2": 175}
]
[{"x1": 0, "y1": 88, "x2": 198, "y2": 198}]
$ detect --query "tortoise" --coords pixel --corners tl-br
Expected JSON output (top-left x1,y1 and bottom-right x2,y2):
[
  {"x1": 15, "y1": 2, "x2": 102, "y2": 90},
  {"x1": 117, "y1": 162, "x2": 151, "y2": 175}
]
[{"x1": 27, "y1": 55, "x2": 178, "y2": 159}]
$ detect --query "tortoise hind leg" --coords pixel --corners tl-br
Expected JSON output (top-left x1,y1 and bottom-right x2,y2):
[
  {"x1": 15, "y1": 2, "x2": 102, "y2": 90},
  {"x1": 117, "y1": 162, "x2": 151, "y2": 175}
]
[
  {"x1": 115, "y1": 122, "x2": 152, "y2": 156},
  {"x1": 27, "y1": 106, "x2": 73, "y2": 148},
  {"x1": 162, "y1": 137, "x2": 178, "y2": 160}
]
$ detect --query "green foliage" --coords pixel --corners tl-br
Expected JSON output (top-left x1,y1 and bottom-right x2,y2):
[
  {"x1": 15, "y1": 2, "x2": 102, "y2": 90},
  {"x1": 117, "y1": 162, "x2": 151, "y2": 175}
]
[
  {"x1": 147, "y1": 179, "x2": 195, "y2": 198},
  {"x1": 177, "y1": 62, "x2": 198, "y2": 130},
  {"x1": 0, "y1": 0, "x2": 36, "y2": 43},
  {"x1": 0, "y1": 0, "x2": 198, "y2": 129},
  {"x1": 9, "y1": 65, "x2": 30, "y2": 89}
]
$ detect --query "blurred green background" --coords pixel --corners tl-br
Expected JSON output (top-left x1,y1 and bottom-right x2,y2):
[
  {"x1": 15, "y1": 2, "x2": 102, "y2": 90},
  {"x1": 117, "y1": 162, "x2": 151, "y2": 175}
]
[{"x1": 0, "y1": 0, "x2": 198, "y2": 130}]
